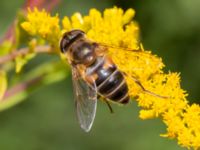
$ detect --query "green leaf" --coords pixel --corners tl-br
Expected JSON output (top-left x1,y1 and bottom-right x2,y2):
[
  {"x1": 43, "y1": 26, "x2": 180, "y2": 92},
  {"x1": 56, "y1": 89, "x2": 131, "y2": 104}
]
[
  {"x1": 15, "y1": 52, "x2": 36, "y2": 73},
  {"x1": 0, "y1": 41, "x2": 12, "y2": 56},
  {"x1": 0, "y1": 70, "x2": 7, "y2": 100},
  {"x1": 0, "y1": 91, "x2": 27, "y2": 112},
  {"x1": 0, "y1": 61, "x2": 69, "y2": 111},
  {"x1": 15, "y1": 10, "x2": 30, "y2": 48}
]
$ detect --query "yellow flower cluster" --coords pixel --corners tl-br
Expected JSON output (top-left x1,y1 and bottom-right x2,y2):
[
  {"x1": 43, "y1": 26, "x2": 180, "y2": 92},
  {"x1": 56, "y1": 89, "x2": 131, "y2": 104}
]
[
  {"x1": 21, "y1": 8, "x2": 61, "y2": 50},
  {"x1": 21, "y1": 7, "x2": 200, "y2": 149}
]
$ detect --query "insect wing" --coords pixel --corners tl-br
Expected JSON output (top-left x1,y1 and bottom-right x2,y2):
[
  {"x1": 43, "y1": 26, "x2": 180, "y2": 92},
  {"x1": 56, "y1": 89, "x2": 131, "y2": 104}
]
[
  {"x1": 93, "y1": 41, "x2": 143, "y2": 53},
  {"x1": 71, "y1": 68, "x2": 97, "y2": 132}
]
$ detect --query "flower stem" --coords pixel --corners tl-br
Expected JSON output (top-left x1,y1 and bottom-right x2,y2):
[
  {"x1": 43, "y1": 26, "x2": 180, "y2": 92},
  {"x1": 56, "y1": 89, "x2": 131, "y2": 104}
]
[
  {"x1": 0, "y1": 45, "x2": 53, "y2": 65},
  {"x1": 2, "y1": 75, "x2": 43, "y2": 101}
]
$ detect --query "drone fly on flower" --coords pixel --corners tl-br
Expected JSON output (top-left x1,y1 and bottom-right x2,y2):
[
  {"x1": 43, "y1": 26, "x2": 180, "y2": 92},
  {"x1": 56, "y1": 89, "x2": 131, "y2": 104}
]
[{"x1": 60, "y1": 29, "x2": 167, "y2": 132}]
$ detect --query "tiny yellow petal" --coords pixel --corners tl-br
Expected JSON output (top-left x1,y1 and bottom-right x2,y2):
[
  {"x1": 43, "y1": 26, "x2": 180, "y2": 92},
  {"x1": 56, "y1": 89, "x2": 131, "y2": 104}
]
[
  {"x1": 0, "y1": 70, "x2": 7, "y2": 100},
  {"x1": 139, "y1": 110, "x2": 155, "y2": 119},
  {"x1": 122, "y1": 8, "x2": 135, "y2": 25},
  {"x1": 62, "y1": 16, "x2": 72, "y2": 31}
]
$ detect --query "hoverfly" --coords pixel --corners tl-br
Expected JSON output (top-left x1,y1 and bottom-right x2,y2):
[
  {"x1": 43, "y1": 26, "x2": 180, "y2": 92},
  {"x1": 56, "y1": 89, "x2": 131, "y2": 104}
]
[{"x1": 60, "y1": 29, "x2": 166, "y2": 132}]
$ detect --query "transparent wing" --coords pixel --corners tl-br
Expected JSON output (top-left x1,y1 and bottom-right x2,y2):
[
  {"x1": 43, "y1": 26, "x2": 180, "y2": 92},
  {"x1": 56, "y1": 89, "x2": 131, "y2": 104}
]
[
  {"x1": 71, "y1": 67, "x2": 97, "y2": 132},
  {"x1": 91, "y1": 41, "x2": 143, "y2": 55},
  {"x1": 94, "y1": 42, "x2": 162, "y2": 78},
  {"x1": 98, "y1": 42, "x2": 142, "y2": 52}
]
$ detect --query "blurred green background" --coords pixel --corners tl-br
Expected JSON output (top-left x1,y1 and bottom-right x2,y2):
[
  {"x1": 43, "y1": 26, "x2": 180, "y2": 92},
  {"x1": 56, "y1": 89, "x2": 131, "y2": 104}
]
[{"x1": 1, "y1": 0, "x2": 200, "y2": 149}]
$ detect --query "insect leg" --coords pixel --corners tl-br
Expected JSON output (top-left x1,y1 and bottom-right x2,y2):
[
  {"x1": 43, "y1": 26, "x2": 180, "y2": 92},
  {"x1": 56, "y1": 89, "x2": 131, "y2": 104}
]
[
  {"x1": 98, "y1": 95, "x2": 114, "y2": 113},
  {"x1": 105, "y1": 100, "x2": 114, "y2": 114},
  {"x1": 123, "y1": 72, "x2": 169, "y2": 99},
  {"x1": 132, "y1": 76, "x2": 169, "y2": 99}
]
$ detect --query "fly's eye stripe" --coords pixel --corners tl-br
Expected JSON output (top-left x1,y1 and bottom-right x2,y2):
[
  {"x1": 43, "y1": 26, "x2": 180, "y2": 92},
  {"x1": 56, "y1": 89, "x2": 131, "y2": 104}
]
[{"x1": 60, "y1": 33, "x2": 84, "y2": 53}]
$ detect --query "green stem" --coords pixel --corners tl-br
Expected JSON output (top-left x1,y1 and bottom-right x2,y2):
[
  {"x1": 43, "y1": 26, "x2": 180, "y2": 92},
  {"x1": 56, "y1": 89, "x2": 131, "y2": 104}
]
[
  {"x1": 0, "y1": 45, "x2": 54, "y2": 65},
  {"x1": 0, "y1": 61, "x2": 69, "y2": 111}
]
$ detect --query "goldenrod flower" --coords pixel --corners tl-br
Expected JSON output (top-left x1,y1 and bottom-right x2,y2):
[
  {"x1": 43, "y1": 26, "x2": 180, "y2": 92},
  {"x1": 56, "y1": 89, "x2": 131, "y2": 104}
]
[
  {"x1": 21, "y1": 7, "x2": 200, "y2": 149},
  {"x1": 21, "y1": 8, "x2": 61, "y2": 50}
]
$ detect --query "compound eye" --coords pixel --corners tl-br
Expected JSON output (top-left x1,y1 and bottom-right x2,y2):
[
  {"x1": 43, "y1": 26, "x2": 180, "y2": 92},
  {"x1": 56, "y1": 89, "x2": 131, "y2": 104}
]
[
  {"x1": 60, "y1": 30, "x2": 85, "y2": 53},
  {"x1": 60, "y1": 35, "x2": 70, "y2": 53}
]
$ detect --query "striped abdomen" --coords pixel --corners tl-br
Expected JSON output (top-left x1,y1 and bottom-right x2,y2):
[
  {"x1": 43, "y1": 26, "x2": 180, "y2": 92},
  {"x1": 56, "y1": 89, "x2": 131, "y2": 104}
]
[{"x1": 86, "y1": 56, "x2": 130, "y2": 104}]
